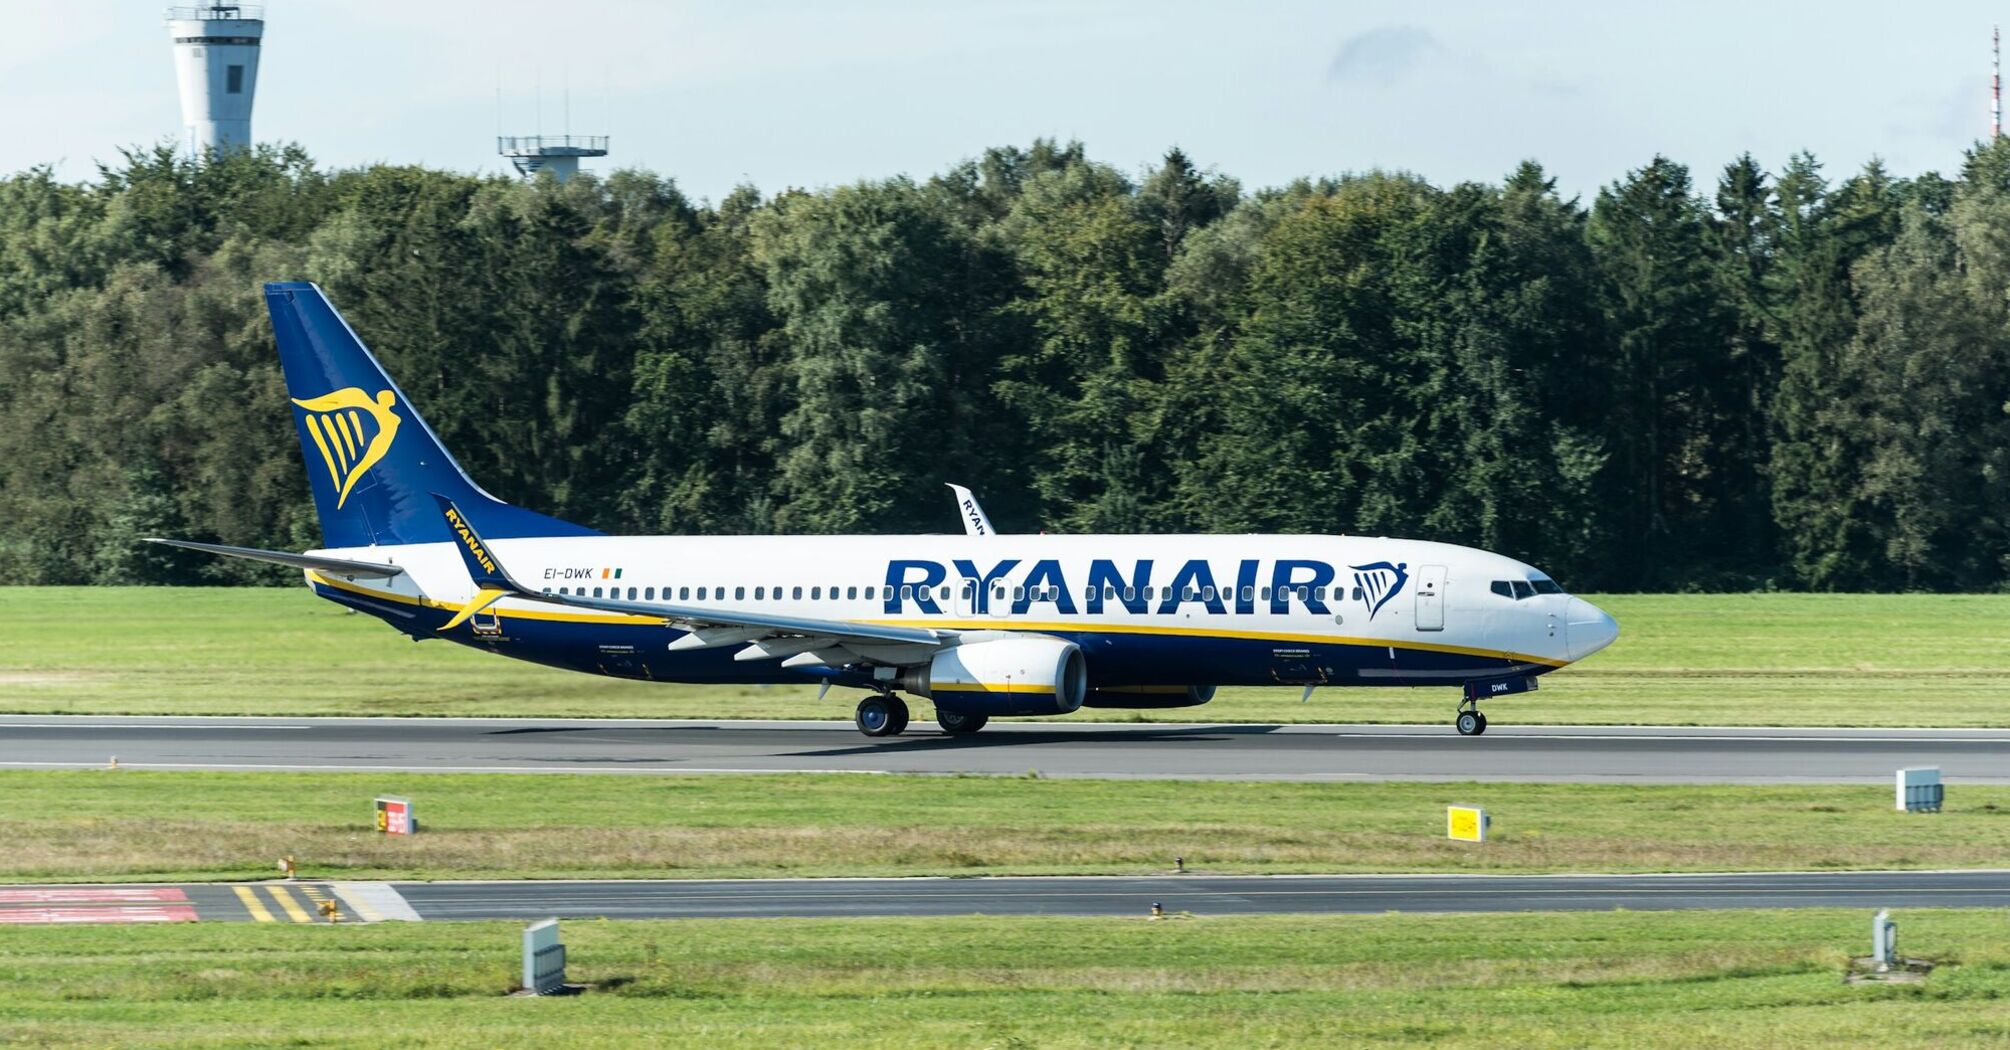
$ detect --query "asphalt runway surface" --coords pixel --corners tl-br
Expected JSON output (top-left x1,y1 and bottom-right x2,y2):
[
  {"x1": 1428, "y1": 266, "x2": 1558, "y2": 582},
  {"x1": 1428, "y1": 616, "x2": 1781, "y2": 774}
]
[
  {"x1": 2, "y1": 715, "x2": 2007, "y2": 782},
  {"x1": 8, "y1": 871, "x2": 2009, "y2": 924}
]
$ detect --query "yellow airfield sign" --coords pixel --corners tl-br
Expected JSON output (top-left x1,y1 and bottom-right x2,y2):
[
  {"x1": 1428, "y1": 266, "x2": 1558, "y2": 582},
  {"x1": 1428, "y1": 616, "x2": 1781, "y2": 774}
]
[{"x1": 1447, "y1": 805, "x2": 1489, "y2": 843}]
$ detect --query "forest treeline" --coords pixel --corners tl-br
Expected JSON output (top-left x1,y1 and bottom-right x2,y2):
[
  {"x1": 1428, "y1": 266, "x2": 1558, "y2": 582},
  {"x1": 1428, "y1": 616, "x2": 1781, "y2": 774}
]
[{"x1": 0, "y1": 140, "x2": 2005, "y2": 591}]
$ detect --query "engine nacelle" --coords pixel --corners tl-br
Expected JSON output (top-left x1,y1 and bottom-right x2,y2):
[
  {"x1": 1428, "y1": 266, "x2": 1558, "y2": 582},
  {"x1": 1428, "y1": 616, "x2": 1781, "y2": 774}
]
[
  {"x1": 898, "y1": 637, "x2": 1088, "y2": 717},
  {"x1": 1081, "y1": 685, "x2": 1217, "y2": 709}
]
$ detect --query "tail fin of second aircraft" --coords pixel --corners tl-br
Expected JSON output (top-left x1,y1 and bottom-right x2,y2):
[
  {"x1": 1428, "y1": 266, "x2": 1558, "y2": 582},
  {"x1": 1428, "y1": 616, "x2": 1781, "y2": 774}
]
[{"x1": 265, "y1": 282, "x2": 598, "y2": 549}]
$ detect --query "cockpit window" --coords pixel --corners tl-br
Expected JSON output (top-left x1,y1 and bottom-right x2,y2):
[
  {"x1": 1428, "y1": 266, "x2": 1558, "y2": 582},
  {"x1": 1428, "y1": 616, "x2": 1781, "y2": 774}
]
[
  {"x1": 1510, "y1": 580, "x2": 1535, "y2": 600},
  {"x1": 1528, "y1": 576, "x2": 1563, "y2": 595},
  {"x1": 1490, "y1": 580, "x2": 1512, "y2": 599}
]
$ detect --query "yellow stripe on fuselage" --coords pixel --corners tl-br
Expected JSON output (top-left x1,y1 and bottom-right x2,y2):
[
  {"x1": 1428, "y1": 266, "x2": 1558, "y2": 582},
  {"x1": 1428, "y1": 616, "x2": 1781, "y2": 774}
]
[{"x1": 303, "y1": 572, "x2": 1563, "y2": 668}]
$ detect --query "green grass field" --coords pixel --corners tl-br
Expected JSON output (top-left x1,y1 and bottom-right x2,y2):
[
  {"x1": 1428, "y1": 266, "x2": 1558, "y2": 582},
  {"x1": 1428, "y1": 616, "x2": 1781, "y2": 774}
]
[
  {"x1": 8, "y1": 769, "x2": 2009, "y2": 883},
  {"x1": 2, "y1": 588, "x2": 2006, "y2": 725},
  {"x1": 4, "y1": 910, "x2": 2008, "y2": 1048}
]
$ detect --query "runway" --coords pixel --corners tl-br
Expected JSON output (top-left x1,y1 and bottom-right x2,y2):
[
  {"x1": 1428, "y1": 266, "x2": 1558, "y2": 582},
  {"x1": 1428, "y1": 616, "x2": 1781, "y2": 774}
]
[
  {"x1": 2, "y1": 715, "x2": 2007, "y2": 782},
  {"x1": 6, "y1": 870, "x2": 2008, "y2": 924}
]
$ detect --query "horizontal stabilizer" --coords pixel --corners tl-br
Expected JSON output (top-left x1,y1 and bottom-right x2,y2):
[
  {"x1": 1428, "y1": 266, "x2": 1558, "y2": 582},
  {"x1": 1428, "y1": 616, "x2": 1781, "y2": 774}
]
[{"x1": 145, "y1": 538, "x2": 405, "y2": 579}]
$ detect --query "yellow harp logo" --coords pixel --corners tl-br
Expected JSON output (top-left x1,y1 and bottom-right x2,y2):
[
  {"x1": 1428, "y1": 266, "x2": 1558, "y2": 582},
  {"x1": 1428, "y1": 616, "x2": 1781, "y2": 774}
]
[{"x1": 292, "y1": 388, "x2": 401, "y2": 509}]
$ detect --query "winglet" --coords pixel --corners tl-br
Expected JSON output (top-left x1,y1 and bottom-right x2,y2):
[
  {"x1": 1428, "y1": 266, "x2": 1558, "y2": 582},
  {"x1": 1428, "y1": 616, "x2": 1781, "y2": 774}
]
[
  {"x1": 432, "y1": 494, "x2": 526, "y2": 631},
  {"x1": 946, "y1": 483, "x2": 996, "y2": 537}
]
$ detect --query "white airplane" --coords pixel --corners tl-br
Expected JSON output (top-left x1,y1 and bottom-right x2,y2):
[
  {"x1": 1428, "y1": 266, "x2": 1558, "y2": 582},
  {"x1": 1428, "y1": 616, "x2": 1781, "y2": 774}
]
[{"x1": 155, "y1": 283, "x2": 1618, "y2": 739}]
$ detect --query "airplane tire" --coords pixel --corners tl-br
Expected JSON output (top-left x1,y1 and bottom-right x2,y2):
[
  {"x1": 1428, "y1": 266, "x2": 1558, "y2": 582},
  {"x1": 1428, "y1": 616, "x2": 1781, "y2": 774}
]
[
  {"x1": 856, "y1": 695, "x2": 905, "y2": 737},
  {"x1": 1474, "y1": 711, "x2": 1488, "y2": 735},
  {"x1": 1456, "y1": 710, "x2": 1482, "y2": 736},
  {"x1": 937, "y1": 710, "x2": 988, "y2": 736}
]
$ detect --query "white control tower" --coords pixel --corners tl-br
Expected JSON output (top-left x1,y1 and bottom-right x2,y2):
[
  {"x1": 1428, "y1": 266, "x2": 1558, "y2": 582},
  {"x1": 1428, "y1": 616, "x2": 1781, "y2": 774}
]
[{"x1": 166, "y1": 4, "x2": 265, "y2": 156}]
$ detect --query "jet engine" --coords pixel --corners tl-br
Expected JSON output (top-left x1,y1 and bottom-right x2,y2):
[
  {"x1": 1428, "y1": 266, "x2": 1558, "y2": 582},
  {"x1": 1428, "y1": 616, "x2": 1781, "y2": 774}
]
[
  {"x1": 897, "y1": 637, "x2": 1087, "y2": 717},
  {"x1": 1080, "y1": 684, "x2": 1217, "y2": 709}
]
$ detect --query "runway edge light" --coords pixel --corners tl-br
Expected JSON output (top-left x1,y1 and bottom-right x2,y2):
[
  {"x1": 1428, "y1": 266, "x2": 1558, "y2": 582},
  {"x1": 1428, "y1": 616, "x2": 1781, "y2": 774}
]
[{"x1": 1447, "y1": 805, "x2": 1489, "y2": 843}]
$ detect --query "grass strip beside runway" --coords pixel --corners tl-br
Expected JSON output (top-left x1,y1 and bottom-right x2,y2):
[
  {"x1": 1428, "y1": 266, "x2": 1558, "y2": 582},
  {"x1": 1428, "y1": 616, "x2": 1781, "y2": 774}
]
[
  {"x1": 6, "y1": 770, "x2": 2010, "y2": 883},
  {"x1": 3, "y1": 910, "x2": 2008, "y2": 1048},
  {"x1": 5, "y1": 588, "x2": 2009, "y2": 725}
]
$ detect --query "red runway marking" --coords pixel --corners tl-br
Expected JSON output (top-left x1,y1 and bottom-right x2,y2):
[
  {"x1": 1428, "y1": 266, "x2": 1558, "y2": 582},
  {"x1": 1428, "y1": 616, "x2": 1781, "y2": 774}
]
[
  {"x1": 0, "y1": 905, "x2": 198, "y2": 924},
  {"x1": 0, "y1": 887, "x2": 188, "y2": 904}
]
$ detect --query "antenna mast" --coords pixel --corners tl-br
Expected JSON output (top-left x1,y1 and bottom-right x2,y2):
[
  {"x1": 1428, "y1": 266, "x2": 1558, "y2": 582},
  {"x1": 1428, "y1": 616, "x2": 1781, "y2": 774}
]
[{"x1": 1995, "y1": 25, "x2": 2002, "y2": 140}]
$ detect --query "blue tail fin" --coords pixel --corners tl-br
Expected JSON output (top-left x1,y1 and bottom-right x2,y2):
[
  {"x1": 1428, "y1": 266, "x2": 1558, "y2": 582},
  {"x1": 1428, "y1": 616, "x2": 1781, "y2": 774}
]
[{"x1": 265, "y1": 281, "x2": 599, "y2": 548}]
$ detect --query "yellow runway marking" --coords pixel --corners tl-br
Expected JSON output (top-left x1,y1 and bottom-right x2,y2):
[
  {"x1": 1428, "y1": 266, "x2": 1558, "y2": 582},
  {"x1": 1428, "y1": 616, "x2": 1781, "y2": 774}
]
[
  {"x1": 333, "y1": 886, "x2": 384, "y2": 923},
  {"x1": 266, "y1": 884, "x2": 314, "y2": 923},
  {"x1": 233, "y1": 885, "x2": 275, "y2": 923}
]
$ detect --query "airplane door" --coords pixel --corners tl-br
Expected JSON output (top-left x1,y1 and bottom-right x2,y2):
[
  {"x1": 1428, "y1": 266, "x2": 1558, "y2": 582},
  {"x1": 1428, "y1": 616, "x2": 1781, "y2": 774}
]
[
  {"x1": 955, "y1": 578, "x2": 979, "y2": 619},
  {"x1": 1415, "y1": 565, "x2": 1446, "y2": 631}
]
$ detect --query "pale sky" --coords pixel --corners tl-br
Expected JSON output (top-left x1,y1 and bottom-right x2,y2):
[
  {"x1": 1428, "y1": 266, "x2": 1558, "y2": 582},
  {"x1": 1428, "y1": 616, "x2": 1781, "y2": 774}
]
[{"x1": 5, "y1": 1, "x2": 1997, "y2": 202}]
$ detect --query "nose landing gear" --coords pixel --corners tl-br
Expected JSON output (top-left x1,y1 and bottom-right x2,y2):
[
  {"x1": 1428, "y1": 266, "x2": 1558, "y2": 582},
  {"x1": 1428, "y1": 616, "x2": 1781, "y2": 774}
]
[
  {"x1": 1455, "y1": 699, "x2": 1488, "y2": 736},
  {"x1": 855, "y1": 693, "x2": 911, "y2": 737}
]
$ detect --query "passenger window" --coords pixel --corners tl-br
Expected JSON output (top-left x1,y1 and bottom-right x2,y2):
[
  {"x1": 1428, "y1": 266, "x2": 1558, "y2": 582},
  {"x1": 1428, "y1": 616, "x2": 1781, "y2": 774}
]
[
  {"x1": 794, "y1": 586, "x2": 803, "y2": 599},
  {"x1": 1242, "y1": 585, "x2": 1254, "y2": 602},
  {"x1": 811, "y1": 587, "x2": 821, "y2": 599},
  {"x1": 558, "y1": 586, "x2": 569, "y2": 595},
  {"x1": 1511, "y1": 581, "x2": 1534, "y2": 600},
  {"x1": 1014, "y1": 586, "x2": 1025, "y2": 601},
  {"x1": 756, "y1": 586, "x2": 766, "y2": 600},
  {"x1": 1260, "y1": 587, "x2": 1272, "y2": 601},
  {"x1": 1123, "y1": 587, "x2": 1136, "y2": 602},
  {"x1": 1202, "y1": 586, "x2": 1216, "y2": 601},
  {"x1": 865, "y1": 587, "x2": 876, "y2": 600},
  {"x1": 1183, "y1": 587, "x2": 1196, "y2": 601},
  {"x1": 592, "y1": 586, "x2": 604, "y2": 598},
  {"x1": 627, "y1": 587, "x2": 637, "y2": 600},
  {"x1": 1352, "y1": 587, "x2": 1364, "y2": 601},
  {"x1": 735, "y1": 587, "x2": 746, "y2": 600},
  {"x1": 900, "y1": 586, "x2": 913, "y2": 600},
  {"x1": 993, "y1": 586, "x2": 1004, "y2": 601},
  {"x1": 679, "y1": 587, "x2": 690, "y2": 600},
  {"x1": 847, "y1": 586, "x2": 858, "y2": 600}
]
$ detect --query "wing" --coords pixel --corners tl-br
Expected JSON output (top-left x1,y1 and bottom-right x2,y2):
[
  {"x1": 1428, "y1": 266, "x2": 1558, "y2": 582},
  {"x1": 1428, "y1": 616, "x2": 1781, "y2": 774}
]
[
  {"x1": 429, "y1": 494, "x2": 947, "y2": 668},
  {"x1": 945, "y1": 483, "x2": 996, "y2": 537},
  {"x1": 544, "y1": 590, "x2": 946, "y2": 666}
]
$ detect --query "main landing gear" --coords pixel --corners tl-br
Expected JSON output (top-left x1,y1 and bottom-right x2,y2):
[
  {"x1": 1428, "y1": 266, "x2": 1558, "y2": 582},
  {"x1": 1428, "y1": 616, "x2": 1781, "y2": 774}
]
[
  {"x1": 855, "y1": 693, "x2": 910, "y2": 737},
  {"x1": 1455, "y1": 698, "x2": 1489, "y2": 736},
  {"x1": 936, "y1": 710, "x2": 988, "y2": 736}
]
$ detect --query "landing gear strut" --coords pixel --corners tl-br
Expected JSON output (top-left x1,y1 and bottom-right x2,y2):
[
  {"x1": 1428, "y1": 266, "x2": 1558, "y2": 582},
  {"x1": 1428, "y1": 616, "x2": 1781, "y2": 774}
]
[
  {"x1": 1455, "y1": 698, "x2": 1488, "y2": 736},
  {"x1": 855, "y1": 693, "x2": 910, "y2": 737},
  {"x1": 937, "y1": 710, "x2": 988, "y2": 736}
]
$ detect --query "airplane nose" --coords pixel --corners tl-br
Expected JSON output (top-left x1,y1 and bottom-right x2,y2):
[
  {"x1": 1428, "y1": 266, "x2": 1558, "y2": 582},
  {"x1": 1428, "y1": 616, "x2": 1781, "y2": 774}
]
[{"x1": 1564, "y1": 598, "x2": 1619, "y2": 661}]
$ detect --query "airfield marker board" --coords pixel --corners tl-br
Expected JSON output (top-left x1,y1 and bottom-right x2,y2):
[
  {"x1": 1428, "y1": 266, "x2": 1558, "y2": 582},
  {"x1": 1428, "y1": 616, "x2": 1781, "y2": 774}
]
[
  {"x1": 1447, "y1": 805, "x2": 1489, "y2": 843},
  {"x1": 374, "y1": 796, "x2": 415, "y2": 835}
]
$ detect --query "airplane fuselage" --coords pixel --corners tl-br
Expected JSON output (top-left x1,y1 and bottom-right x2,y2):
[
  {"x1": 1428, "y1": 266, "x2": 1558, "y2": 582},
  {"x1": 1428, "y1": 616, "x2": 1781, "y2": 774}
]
[{"x1": 306, "y1": 532, "x2": 1612, "y2": 695}]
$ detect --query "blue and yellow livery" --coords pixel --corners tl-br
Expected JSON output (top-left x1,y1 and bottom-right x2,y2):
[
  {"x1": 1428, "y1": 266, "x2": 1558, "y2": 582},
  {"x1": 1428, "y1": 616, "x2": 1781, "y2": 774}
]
[{"x1": 152, "y1": 282, "x2": 1618, "y2": 739}]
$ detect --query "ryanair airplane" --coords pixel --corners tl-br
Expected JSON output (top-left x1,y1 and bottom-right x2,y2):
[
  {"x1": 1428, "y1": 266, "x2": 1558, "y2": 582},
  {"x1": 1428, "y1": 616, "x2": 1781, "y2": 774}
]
[{"x1": 155, "y1": 283, "x2": 1618, "y2": 740}]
